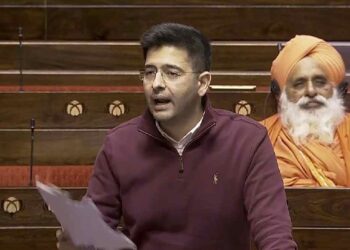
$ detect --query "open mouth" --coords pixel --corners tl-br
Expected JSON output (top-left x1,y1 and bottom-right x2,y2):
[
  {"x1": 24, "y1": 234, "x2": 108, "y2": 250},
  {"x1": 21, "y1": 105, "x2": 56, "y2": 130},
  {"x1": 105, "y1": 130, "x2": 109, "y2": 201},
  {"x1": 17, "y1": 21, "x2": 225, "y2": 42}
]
[{"x1": 154, "y1": 98, "x2": 171, "y2": 105}]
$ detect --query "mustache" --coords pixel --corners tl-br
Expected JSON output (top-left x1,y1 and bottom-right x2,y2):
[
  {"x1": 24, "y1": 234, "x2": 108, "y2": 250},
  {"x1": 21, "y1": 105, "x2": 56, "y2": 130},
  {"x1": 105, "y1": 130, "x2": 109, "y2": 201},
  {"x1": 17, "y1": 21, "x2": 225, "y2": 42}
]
[{"x1": 297, "y1": 95, "x2": 328, "y2": 106}]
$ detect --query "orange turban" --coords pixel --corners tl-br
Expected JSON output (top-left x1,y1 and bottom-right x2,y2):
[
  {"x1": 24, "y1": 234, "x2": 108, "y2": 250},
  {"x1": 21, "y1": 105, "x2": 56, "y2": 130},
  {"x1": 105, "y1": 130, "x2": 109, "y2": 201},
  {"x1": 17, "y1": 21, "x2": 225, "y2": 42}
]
[{"x1": 271, "y1": 35, "x2": 345, "y2": 87}]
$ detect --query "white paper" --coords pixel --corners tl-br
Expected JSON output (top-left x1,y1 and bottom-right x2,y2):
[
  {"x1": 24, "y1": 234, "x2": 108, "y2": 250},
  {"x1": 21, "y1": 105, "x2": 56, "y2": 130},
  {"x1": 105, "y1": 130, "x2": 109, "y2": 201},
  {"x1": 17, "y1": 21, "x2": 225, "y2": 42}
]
[{"x1": 36, "y1": 180, "x2": 137, "y2": 250}]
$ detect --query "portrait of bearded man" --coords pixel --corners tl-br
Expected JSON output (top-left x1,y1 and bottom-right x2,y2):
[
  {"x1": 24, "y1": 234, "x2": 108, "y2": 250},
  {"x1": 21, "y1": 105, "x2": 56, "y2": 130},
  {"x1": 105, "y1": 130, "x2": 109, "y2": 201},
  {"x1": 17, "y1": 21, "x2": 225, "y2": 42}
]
[{"x1": 261, "y1": 35, "x2": 350, "y2": 187}]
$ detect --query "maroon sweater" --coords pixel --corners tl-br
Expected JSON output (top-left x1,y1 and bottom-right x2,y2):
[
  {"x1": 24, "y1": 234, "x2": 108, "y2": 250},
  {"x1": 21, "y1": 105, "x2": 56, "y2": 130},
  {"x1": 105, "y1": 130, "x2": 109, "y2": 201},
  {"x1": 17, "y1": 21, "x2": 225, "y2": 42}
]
[{"x1": 87, "y1": 101, "x2": 297, "y2": 250}]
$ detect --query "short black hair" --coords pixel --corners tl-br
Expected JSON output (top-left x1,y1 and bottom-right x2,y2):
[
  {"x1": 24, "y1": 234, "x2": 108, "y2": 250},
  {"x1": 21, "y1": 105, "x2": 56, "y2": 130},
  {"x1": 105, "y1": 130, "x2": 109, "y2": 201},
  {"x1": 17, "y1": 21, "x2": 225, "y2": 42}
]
[{"x1": 140, "y1": 23, "x2": 211, "y2": 72}]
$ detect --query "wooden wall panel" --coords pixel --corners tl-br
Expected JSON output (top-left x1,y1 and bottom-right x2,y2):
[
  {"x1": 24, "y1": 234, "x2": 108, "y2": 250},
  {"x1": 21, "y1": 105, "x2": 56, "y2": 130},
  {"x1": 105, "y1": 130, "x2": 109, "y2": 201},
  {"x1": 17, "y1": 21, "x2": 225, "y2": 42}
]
[
  {"x1": 0, "y1": 43, "x2": 280, "y2": 71},
  {"x1": 285, "y1": 188, "x2": 350, "y2": 227},
  {"x1": 0, "y1": 228, "x2": 58, "y2": 250},
  {"x1": 1, "y1": 91, "x2": 349, "y2": 129},
  {"x1": 7, "y1": 228, "x2": 350, "y2": 249},
  {"x1": 44, "y1": 8, "x2": 350, "y2": 41},
  {"x1": 1, "y1": 188, "x2": 350, "y2": 249},
  {"x1": 0, "y1": 8, "x2": 44, "y2": 40},
  {"x1": 1, "y1": 92, "x2": 350, "y2": 164},
  {"x1": 2, "y1": 0, "x2": 350, "y2": 5},
  {"x1": 0, "y1": 1, "x2": 44, "y2": 4},
  {"x1": 1, "y1": 6, "x2": 350, "y2": 40},
  {"x1": 292, "y1": 229, "x2": 350, "y2": 250},
  {"x1": 1, "y1": 73, "x2": 349, "y2": 89},
  {"x1": 1, "y1": 43, "x2": 349, "y2": 89},
  {"x1": 0, "y1": 72, "x2": 272, "y2": 87},
  {"x1": 0, "y1": 92, "x2": 146, "y2": 128},
  {"x1": 0, "y1": 188, "x2": 85, "y2": 226},
  {"x1": 45, "y1": 0, "x2": 350, "y2": 5},
  {"x1": 0, "y1": 130, "x2": 106, "y2": 165},
  {"x1": 0, "y1": 73, "x2": 142, "y2": 87},
  {"x1": 2, "y1": 188, "x2": 350, "y2": 227},
  {"x1": 1, "y1": 42, "x2": 350, "y2": 71},
  {"x1": 0, "y1": 92, "x2": 278, "y2": 129}
]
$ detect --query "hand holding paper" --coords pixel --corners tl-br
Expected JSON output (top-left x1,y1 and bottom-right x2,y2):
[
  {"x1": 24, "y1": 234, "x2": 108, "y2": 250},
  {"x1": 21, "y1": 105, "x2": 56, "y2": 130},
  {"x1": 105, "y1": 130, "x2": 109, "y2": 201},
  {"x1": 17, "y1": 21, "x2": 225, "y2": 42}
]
[{"x1": 36, "y1": 180, "x2": 136, "y2": 250}]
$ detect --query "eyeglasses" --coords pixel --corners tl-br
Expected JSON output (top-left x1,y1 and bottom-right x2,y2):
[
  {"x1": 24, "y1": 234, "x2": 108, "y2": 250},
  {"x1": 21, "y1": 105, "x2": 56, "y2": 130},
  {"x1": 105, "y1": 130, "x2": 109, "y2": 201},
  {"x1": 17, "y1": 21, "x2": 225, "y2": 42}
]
[{"x1": 139, "y1": 68, "x2": 200, "y2": 83}]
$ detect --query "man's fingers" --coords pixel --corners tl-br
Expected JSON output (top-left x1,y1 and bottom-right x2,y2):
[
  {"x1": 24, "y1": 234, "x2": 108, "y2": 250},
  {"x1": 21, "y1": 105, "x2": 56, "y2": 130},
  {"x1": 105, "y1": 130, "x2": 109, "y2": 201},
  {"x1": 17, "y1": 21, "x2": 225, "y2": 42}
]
[
  {"x1": 56, "y1": 228, "x2": 72, "y2": 241},
  {"x1": 56, "y1": 229, "x2": 63, "y2": 241}
]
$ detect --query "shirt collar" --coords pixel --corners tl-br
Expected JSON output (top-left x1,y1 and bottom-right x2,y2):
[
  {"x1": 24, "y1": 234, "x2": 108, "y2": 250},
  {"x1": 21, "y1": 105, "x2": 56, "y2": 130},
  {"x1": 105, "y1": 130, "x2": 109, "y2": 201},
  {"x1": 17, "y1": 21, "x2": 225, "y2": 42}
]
[{"x1": 155, "y1": 113, "x2": 205, "y2": 155}]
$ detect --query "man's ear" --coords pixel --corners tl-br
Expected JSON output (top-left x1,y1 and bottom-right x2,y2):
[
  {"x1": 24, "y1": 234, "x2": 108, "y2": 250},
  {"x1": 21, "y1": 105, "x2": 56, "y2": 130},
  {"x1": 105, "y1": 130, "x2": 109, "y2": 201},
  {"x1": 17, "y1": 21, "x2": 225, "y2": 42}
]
[
  {"x1": 270, "y1": 79, "x2": 281, "y2": 99},
  {"x1": 337, "y1": 81, "x2": 348, "y2": 98},
  {"x1": 197, "y1": 71, "x2": 211, "y2": 97}
]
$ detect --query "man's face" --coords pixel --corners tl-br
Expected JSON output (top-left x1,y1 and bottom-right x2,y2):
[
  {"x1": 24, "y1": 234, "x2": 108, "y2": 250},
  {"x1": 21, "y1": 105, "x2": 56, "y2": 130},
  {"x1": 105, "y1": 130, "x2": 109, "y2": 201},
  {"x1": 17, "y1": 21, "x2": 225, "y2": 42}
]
[
  {"x1": 285, "y1": 57, "x2": 334, "y2": 110},
  {"x1": 143, "y1": 46, "x2": 204, "y2": 125}
]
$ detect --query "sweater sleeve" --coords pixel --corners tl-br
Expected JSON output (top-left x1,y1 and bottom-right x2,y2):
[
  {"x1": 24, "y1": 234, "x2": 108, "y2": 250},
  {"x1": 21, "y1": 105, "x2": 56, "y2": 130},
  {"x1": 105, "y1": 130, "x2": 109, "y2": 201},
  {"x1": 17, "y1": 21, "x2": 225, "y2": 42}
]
[
  {"x1": 244, "y1": 129, "x2": 298, "y2": 250},
  {"x1": 86, "y1": 136, "x2": 122, "y2": 230}
]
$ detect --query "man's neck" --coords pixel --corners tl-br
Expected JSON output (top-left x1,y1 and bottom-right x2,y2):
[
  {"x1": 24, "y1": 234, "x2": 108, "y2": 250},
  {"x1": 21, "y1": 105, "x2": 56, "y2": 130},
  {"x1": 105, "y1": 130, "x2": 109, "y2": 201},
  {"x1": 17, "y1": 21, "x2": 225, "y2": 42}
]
[{"x1": 158, "y1": 109, "x2": 204, "y2": 141}]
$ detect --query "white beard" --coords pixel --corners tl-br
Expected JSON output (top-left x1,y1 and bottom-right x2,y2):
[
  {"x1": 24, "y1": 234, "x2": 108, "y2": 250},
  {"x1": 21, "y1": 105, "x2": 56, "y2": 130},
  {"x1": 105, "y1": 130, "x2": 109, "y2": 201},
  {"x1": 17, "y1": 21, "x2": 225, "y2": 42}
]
[{"x1": 279, "y1": 89, "x2": 345, "y2": 145}]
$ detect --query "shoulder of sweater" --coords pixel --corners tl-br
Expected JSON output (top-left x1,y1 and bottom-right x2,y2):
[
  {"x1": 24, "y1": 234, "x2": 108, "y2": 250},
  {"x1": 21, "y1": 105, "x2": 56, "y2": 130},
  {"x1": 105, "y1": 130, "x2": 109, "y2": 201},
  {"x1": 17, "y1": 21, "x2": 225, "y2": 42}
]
[
  {"x1": 107, "y1": 115, "x2": 142, "y2": 136},
  {"x1": 212, "y1": 108, "x2": 267, "y2": 132}
]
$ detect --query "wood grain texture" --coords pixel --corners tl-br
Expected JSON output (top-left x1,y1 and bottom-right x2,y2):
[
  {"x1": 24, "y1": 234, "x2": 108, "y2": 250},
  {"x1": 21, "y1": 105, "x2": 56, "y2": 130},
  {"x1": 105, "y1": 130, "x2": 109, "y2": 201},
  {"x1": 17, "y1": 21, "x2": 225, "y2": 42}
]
[
  {"x1": 292, "y1": 229, "x2": 350, "y2": 250},
  {"x1": 0, "y1": 71, "x2": 275, "y2": 88},
  {"x1": 0, "y1": 73, "x2": 143, "y2": 86},
  {"x1": 44, "y1": 7, "x2": 350, "y2": 41},
  {"x1": 1, "y1": 6, "x2": 350, "y2": 40},
  {"x1": 2, "y1": 0, "x2": 350, "y2": 5},
  {"x1": 45, "y1": 0, "x2": 350, "y2": 5},
  {"x1": 1, "y1": 42, "x2": 350, "y2": 72},
  {"x1": 0, "y1": 92, "x2": 277, "y2": 129},
  {"x1": 0, "y1": 188, "x2": 85, "y2": 226},
  {"x1": 0, "y1": 8, "x2": 44, "y2": 40},
  {"x1": 0, "y1": 92, "x2": 146, "y2": 128},
  {"x1": 0, "y1": 228, "x2": 58, "y2": 250},
  {"x1": 0, "y1": 43, "x2": 280, "y2": 71},
  {"x1": 0, "y1": 130, "x2": 107, "y2": 165},
  {"x1": 0, "y1": 91, "x2": 278, "y2": 164},
  {"x1": 1, "y1": 73, "x2": 348, "y2": 89},
  {"x1": 1, "y1": 188, "x2": 350, "y2": 249},
  {"x1": 286, "y1": 188, "x2": 350, "y2": 227},
  {"x1": 1, "y1": 188, "x2": 349, "y2": 227},
  {"x1": 0, "y1": 91, "x2": 349, "y2": 128}
]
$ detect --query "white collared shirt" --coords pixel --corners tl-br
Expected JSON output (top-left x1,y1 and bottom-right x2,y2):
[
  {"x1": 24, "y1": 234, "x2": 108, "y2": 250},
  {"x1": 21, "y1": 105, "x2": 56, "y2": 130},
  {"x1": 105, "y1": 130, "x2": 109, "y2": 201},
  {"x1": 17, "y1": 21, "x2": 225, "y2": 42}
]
[{"x1": 156, "y1": 114, "x2": 204, "y2": 156}]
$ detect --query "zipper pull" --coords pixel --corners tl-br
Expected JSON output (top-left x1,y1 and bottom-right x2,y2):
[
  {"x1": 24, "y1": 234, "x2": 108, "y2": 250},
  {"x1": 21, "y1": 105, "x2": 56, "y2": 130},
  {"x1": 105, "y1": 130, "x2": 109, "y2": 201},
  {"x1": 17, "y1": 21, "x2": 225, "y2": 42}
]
[{"x1": 179, "y1": 155, "x2": 184, "y2": 174}]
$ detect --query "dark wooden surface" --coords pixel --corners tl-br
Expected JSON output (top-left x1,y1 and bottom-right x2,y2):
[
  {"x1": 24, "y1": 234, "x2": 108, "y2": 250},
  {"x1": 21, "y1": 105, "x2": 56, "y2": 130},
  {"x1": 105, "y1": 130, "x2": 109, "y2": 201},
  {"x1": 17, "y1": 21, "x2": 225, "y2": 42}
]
[
  {"x1": 2, "y1": 91, "x2": 350, "y2": 165},
  {"x1": 2, "y1": 0, "x2": 350, "y2": 5},
  {"x1": 1, "y1": 42, "x2": 349, "y2": 88},
  {"x1": 1, "y1": 188, "x2": 350, "y2": 249},
  {"x1": 0, "y1": 92, "x2": 277, "y2": 129},
  {"x1": 0, "y1": 92, "x2": 146, "y2": 128},
  {"x1": 0, "y1": 228, "x2": 58, "y2": 250},
  {"x1": 0, "y1": 8, "x2": 44, "y2": 40},
  {"x1": 0, "y1": 130, "x2": 107, "y2": 165},
  {"x1": 292, "y1": 229, "x2": 350, "y2": 250},
  {"x1": 2, "y1": 227, "x2": 347, "y2": 250},
  {"x1": 0, "y1": 91, "x2": 349, "y2": 129},
  {"x1": 1, "y1": 6, "x2": 350, "y2": 40},
  {"x1": 286, "y1": 188, "x2": 350, "y2": 227},
  {"x1": 0, "y1": 43, "x2": 279, "y2": 71},
  {"x1": 0, "y1": 188, "x2": 85, "y2": 226},
  {"x1": 2, "y1": 188, "x2": 350, "y2": 227},
  {"x1": 0, "y1": 72, "x2": 272, "y2": 87},
  {"x1": 1, "y1": 42, "x2": 349, "y2": 71},
  {"x1": 1, "y1": 73, "x2": 349, "y2": 89},
  {"x1": 0, "y1": 91, "x2": 278, "y2": 165}
]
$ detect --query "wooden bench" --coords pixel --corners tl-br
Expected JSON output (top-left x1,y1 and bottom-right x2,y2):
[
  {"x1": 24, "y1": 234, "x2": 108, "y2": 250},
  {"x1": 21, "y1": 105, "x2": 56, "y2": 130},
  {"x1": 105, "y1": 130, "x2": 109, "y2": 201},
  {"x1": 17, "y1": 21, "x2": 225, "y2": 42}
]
[
  {"x1": 0, "y1": 91, "x2": 349, "y2": 165},
  {"x1": 1, "y1": 1, "x2": 350, "y2": 41},
  {"x1": 0, "y1": 41, "x2": 349, "y2": 88},
  {"x1": 1, "y1": 188, "x2": 350, "y2": 249}
]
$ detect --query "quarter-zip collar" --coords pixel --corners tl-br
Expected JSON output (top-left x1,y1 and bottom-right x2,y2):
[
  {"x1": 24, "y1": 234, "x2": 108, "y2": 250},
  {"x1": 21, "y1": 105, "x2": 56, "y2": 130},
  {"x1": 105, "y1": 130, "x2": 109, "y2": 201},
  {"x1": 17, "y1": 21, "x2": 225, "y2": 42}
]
[
  {"x1": 138, "y1": 95, "x2": 217, "y2": 143},
  {"x1": 155, "y1": 114, "x2": 204, "y2": 156}
]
